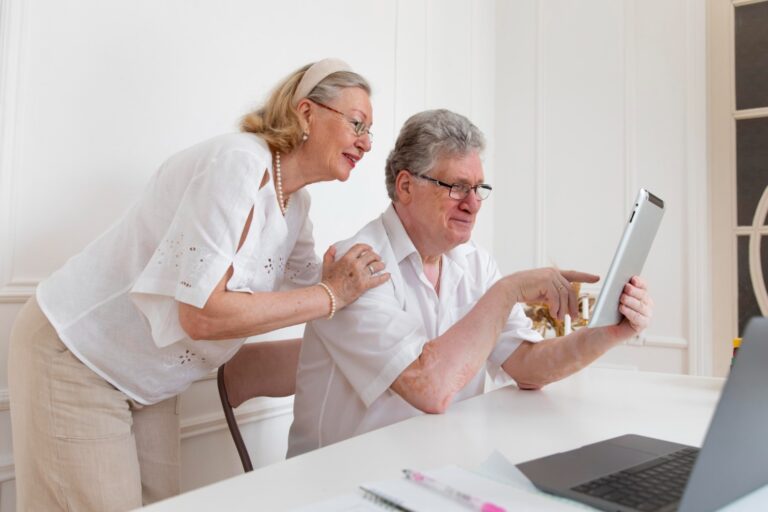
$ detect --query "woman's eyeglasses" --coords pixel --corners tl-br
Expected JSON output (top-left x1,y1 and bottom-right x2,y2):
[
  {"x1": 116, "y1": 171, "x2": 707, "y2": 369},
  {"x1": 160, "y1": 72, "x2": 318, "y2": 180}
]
[{"x1": 312, "y1": 101, "x2": 373, "y2": 140}]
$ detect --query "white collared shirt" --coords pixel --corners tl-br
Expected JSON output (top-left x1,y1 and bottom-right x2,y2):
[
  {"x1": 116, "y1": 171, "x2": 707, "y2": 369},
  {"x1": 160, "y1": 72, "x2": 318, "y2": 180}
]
[
  {"x1": 37, "y1": 133, "x2": 320, "y2": 404},
  {"x1": 287, "y1": 205, "x2": 541, "y2": 457}
]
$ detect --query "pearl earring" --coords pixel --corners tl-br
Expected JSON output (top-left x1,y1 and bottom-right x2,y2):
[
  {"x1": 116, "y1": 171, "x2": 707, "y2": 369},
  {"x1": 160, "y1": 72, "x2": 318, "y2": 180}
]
[{"x1": 302, "y1": 132, "x2": 309, "y2": 142}]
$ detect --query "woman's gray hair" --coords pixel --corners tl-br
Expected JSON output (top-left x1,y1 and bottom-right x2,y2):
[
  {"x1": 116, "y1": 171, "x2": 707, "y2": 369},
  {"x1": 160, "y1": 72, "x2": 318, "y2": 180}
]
[
  {"x1": 385, "y1": 109, "x2": 485, "y2": 201},
  {"x1": 305, "y1": 71, "x2": 370, "y2": 105}
]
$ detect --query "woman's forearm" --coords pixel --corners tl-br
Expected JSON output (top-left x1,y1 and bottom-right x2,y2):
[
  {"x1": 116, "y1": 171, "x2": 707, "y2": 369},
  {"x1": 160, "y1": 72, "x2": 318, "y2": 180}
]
[{"x1": 179, "y1": 281, "x2": 333, "y2": 341}]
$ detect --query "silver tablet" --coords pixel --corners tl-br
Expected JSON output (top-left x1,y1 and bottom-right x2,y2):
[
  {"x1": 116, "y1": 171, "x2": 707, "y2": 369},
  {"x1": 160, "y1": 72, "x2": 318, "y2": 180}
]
[{"x1": 588, "y1": 188, "x2": 665, "y2": 328}]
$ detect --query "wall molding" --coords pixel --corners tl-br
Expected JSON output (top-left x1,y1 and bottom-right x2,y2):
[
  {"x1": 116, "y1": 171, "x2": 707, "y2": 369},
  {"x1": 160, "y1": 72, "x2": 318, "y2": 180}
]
[
  {"x1": 534, "y1": 0, "x2": 546, "y2": 267},
  {"x1": 0, "y1": 0, "x2": 26, "y2": 299},
  {"x1": 685, "y1": 0, "x2": 711, "y2": 376},
  {"x1": 0, "y1": 280, "x2": 36, "y2": 303},
  {"x1": 644, "y1": 335, "x2": 689, "y2": 349},
  {"x1": 180, "y1": 399, "x2": 293, "y2": 440},
  {"x1": 393, "y1": 0, "x2": 427, "y2": 130},
  {"x1": 0, "y1": 461, "x2": 14, "y2": 485},
  {"x1": 623, "y1": 0, "x2": 638, "y2": 213}
]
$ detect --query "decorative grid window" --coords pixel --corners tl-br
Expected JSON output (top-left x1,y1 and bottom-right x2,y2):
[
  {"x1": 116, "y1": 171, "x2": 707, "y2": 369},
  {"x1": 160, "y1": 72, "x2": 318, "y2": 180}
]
[{"x1": 734, "y1": 0, "x2": 768, "y2": 335}]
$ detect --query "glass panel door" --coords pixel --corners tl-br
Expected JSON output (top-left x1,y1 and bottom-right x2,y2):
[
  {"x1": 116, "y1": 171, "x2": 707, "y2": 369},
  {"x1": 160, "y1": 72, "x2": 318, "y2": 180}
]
[{"x1": 734, "y1": 0, "x2": 768, "y2": 336}]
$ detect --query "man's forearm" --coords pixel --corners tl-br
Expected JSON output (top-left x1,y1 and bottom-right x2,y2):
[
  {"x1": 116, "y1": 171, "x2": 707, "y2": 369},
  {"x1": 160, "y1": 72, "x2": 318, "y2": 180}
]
[
  {"x1": 391, "y1": 278, "x2": 519, "y2": 413},
  {"x1": 502, "y1": 325, "x2": 624, "y2": 389}
]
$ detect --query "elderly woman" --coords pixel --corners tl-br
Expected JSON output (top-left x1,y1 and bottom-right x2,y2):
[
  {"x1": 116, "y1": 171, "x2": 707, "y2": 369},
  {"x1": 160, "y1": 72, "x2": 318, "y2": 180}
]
[{"x1": 7, "y1": 58, "x2": 389, "y2": 511}]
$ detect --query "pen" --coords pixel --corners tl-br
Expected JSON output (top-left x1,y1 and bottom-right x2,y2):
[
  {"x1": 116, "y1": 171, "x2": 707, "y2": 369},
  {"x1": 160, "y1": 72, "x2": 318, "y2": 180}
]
[
  {"x1": 402, "y1": 469, "x2": 506, "y2": 512},
  {"x1": 360, "y1": 485, "x2": 415, "y2": 512}
]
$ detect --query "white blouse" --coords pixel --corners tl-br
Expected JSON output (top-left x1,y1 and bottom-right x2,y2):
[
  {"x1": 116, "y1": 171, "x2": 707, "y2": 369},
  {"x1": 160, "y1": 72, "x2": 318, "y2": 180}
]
[{"x1": 36, "y1": 133, "x2": 320, "y2": 404}]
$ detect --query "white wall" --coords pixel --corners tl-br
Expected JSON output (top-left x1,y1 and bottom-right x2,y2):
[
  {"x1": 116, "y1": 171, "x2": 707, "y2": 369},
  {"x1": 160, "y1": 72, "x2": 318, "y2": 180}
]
[
  {"x1": 494, "y1": 0, "x2": 708, "y2": 374},
  {"x1": 0, "y1": 0, "x2": 707, "y2": 509}
]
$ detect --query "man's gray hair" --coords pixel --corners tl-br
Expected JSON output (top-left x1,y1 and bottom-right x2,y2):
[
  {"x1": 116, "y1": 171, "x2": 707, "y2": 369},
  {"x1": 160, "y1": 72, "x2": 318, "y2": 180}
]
[{"x1": 385, "y1": 109, "x2": 485, "y2": 201}]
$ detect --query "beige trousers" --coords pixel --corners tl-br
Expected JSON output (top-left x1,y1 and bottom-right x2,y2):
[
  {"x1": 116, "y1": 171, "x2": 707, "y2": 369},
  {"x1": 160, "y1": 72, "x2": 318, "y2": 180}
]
[{"x1": 8, "y1": 297, "x2": 180, "y2": 511}]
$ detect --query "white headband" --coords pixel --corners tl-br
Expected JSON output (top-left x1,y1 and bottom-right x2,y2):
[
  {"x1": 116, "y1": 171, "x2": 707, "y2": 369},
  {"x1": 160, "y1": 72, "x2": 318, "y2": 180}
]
[{"x1": 291, "y1": 58, "x2": 352, "y2": 106}]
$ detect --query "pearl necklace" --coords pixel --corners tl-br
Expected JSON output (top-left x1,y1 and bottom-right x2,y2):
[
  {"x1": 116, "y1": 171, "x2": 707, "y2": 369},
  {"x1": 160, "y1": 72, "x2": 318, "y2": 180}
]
[{"x1": 275, "y1": 151, "x2": 288, "y2": 215}]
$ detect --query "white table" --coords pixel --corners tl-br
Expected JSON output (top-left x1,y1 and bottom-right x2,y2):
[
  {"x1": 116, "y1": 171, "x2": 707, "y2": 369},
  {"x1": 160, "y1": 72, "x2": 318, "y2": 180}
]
[{"x1": 143, "y1": 368, "x2": 765, "y2": 511}]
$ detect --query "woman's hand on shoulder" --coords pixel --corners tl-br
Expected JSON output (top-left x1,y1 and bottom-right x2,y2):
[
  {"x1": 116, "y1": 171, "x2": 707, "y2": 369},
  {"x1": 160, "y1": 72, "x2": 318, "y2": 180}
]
[{"x1": 321, "y1": 244, "x2": 390, "y2": 309}]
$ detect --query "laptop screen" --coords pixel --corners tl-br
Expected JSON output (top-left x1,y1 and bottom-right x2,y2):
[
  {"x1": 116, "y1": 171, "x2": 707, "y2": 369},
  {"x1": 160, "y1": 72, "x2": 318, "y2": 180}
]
[{"x1": 679, "y1": 317, "x2": 768, "y2": 511}]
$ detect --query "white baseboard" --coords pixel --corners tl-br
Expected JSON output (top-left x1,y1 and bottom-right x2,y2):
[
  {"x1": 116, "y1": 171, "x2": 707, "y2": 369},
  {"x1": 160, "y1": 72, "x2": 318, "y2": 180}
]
[
  {"x1": 180, "y1": 399, "x2": 293, "y2": 439},
  {"x1": 0, "y1": 461, "x2": 13, "y2": 485},
  {"x1": 0, "y1": 282, "x2": 36, "y2": 304}
]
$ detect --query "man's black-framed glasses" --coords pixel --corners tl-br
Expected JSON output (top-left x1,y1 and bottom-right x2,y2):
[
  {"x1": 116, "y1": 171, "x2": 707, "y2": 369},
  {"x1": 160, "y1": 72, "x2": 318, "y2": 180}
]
[
  {"x1": 411, "y1": 172, "x2": 492, "y2": 201},
  {"x1": 312, "y1": 100, "x2": 373, "y2": 139}
]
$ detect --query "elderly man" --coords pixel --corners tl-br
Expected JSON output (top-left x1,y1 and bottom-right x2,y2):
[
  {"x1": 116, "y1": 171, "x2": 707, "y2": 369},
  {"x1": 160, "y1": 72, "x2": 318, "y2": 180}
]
[{"x1": 287, "y1": 109, "x2": 653, "y2": 457}]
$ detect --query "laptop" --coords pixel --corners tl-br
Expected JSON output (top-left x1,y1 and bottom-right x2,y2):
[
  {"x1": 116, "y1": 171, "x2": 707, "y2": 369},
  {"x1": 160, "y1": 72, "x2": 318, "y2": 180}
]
[{"x1": 517, "y1": 317, "x2": 768, "y2": 512}]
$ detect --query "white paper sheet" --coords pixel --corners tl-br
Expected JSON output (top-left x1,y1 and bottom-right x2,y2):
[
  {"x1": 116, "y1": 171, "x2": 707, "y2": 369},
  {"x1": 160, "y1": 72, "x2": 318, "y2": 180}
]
[{"x1": 294, "y1": 465, "x2": 577, "y2": 512}]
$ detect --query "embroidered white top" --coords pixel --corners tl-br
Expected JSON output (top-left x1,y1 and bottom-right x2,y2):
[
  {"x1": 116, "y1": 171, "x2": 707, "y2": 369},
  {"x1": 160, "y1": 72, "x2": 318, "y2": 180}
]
[
  {"x1": 36, "y1": 133, "x2": 320, "y2": 404},
  {"x1": 287, "y1": 205, "x2": 542, "y2": 457}
]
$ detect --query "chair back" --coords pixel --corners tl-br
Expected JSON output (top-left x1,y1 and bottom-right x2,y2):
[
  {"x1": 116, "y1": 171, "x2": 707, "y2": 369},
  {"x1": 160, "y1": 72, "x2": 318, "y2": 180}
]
[{"x1": 217, "y1": 339, "x2": 301, "y2": 472}]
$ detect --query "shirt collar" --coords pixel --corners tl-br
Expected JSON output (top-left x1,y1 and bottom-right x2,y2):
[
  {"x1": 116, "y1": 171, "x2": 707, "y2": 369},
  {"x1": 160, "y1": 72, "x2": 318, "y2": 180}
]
[
  {"x1": 381, "y1": 203, "x2": 477, "y2": 267},
  {"x1": 381, "y1": 204, "x2": 419, "y2": 264}
]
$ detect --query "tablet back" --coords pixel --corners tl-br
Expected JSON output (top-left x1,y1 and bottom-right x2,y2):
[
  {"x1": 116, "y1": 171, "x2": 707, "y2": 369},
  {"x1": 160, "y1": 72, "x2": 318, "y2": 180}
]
[{"x1": 588, "y1": 189, "x2": 664, "y2": 328}]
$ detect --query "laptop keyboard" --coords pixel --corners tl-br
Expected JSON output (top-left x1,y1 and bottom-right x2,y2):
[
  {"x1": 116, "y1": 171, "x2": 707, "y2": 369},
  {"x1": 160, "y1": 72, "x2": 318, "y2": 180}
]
[{"x1": 570, "y1": 447, "x2": 699, "y2": 511}]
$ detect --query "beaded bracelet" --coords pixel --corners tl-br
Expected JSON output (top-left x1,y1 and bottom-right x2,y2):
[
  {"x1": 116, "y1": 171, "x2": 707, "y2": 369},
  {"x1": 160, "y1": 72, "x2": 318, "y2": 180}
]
[{"x1": 316, "y1": 281, "x2": 337, "y2": 320}]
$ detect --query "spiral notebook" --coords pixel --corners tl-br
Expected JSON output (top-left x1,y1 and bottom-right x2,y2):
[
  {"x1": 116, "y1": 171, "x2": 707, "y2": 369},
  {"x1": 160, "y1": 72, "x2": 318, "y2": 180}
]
[{"x1": 291, "y1": 465, "x2": 566, "y2": 511}]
